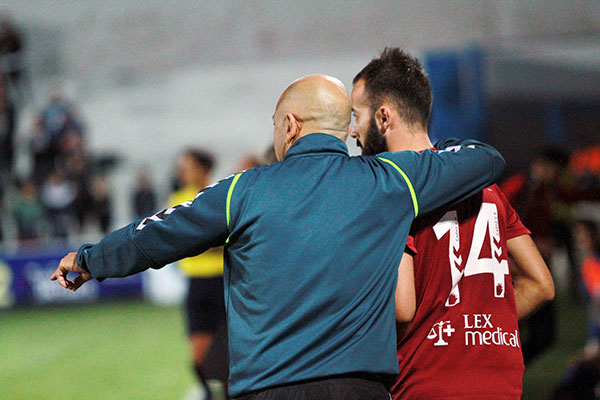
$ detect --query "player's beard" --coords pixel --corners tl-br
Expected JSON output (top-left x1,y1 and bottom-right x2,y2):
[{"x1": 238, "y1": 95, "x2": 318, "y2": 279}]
[{"x1": 359, "y1": 115, "x2": 388, "y2": 156}]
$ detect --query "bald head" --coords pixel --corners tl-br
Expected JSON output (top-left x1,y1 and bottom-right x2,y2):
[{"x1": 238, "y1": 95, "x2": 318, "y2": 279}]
[
  {"x1": 273, "y1": 74, "x2": 351, "y2": 160},
  {"x1": 278, "y1": 74, "x2": 351, "y2": 136}
]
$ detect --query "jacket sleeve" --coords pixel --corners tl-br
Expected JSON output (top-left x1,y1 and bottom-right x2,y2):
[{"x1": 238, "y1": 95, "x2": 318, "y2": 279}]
[
  {"x1": 376, "y1": 138, "x2": 505, "y2": 217},
  {"x1": 77, "y1": 175, "x2": 235, "y2": 279}
]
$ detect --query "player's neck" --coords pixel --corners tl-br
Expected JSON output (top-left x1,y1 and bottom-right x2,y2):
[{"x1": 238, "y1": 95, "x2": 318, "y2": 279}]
[{"x1": 386, "y1": 127, "x2": 433, "y2": 152}]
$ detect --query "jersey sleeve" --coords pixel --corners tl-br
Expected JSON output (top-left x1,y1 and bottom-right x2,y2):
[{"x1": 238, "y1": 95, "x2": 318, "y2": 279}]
[
  {"x1": 494, "y1": 184, "x2": 531, "y2": 239},
  {"x1": 377, "y1": 138, "x2": 505, "y2": 217},
  {"x1": 77, "y1": 175, "x2": 236, "y2": 279},
  {"x1": 405, "y1": 234, "x2": 417, "y2": 256}
]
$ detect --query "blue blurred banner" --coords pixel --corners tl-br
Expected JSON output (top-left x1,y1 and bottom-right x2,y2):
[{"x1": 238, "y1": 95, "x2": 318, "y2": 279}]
[
  {"x1": 425, "y1": 46, "x2": 486, "y2": 143},
  {"x1": 0, "y1": 249, "x2": 144, "y2": 309}
]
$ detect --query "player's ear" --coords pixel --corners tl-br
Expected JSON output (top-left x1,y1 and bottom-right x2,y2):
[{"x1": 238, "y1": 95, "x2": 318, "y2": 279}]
[
  {"x1": 285, "y1": 113, "x2": 301, "y2": 144},
  {"x1": 375, "y1": 106, "x2": 392, "y2": 134}
]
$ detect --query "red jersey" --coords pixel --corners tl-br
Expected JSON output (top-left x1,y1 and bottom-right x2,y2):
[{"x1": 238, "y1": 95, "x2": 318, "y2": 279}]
[{"x1": 391, "y1": 185, "x2": 530, "y2": 400}]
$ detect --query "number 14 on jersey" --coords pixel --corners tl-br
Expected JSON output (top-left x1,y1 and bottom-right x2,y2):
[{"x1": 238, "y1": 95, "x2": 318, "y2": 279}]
[{"x1": 433, "y1": 203, "x2": 509, "y2": 307}]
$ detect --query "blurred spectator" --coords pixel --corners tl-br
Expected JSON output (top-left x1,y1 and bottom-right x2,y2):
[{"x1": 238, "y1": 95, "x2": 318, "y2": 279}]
[
  {"x1": 571, "y1": 144, "x2": 600, "y2": 176},
  {"x1": 0, "y1": 14, "x2": 25, "y2": 92},
  {"x1": 575, "y1": 220, "x2": 600, "y2": 355},
  {"x1": 132, "y1": 170, "x2": 157, "y2": 219},
  {"x1": 90, "y1": 175, "x2": 111, "y2": 234},
  {"x1": 0, "y1": 73, "x2": 16, "y2": 177},
  {"x1": 570, "y1": 143, "x2": 600, "y2": 193},
  {"x1": 67, "y1": 153, "x2": 93, "y2": 231},
  {"x1": 9, "y1": 177, "x2": 43, "y2": 245},
  {"x1": 502, "y1": 146, "x2": 571, "y2": 259},
  {"x1": 235, "y1": 144, "x2": 278, "y2": 173},
  {"x1": 40, "y1": 168, "x2": 77, "y2": 239},
  {"x1": 236, "y1": 154, "x2": 261, "y2": 171},
  {"x1": 501, "y1": 146, "x2": 570, "y2": 364},
  {"x1": 30, "y1": 94, "x2": 85, "y2": 185},
  {"x1": 0, "y1": 74, "x2": 16, "y2": 243}
]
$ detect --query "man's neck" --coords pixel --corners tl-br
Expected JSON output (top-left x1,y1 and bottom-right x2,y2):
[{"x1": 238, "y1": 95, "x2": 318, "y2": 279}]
[
  {"x1": 386, "y1": 126, "x2": 432, "y2": 152},
  {"x1": 300, "y1": 128, "x2": 346, "y2": 141}
]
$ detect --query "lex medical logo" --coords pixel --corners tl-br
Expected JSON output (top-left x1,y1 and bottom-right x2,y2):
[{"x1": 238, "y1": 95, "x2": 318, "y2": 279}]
[
  {"x1": 428, "y1": 314, "x2": 520, "y2": 348},
  {"x1": 427, "y1": 321, "x2": 455, "y2": 346}
]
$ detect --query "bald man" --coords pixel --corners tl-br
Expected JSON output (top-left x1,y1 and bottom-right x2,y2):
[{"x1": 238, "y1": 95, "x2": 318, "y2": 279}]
[{"x1": 51, "y1": 74, "x2": 506, "y2": 399}]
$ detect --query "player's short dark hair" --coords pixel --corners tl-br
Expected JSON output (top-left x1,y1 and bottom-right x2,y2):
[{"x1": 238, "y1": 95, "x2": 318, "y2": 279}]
[
  {"x1": 353, "y1": 47, "x2": 432, "y2": 128},
  {"x1": 185, "y1": 149, "x2": 215, "y2": 172}
]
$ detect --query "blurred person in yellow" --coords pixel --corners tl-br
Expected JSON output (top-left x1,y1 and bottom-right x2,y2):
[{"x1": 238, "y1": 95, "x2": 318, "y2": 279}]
[{"x1": 171, "y1": 149, "x2": 227, "y2": 400}]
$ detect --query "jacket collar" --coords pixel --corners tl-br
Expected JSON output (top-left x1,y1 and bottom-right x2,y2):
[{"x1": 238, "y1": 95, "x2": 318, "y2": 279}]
[{"x1": 284, "y1": 133, "x2": 350, "y2": 160}]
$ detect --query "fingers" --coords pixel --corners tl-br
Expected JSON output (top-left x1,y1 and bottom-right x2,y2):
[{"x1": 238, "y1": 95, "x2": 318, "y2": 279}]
[
  {"x1": 71, "y1": 275, "x2": 91, "y2": 291},
  {"x1": 54, "y1": 270, "x2": 85, "y2": 291},
  {"x1": 53, "y1": 266, "x2": 70, "y2": 289}
]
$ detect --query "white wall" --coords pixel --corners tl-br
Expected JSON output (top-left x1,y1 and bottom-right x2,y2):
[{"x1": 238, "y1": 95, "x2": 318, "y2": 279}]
[{"x1": 7, "y1": 0, "x2": 599, "y2": 91}]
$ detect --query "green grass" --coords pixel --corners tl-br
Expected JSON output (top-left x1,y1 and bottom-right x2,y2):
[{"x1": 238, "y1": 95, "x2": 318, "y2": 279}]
[
  {"x1": 0, "y1": 301, "x2": 195, "y2": 400},
  {"x1": 0, "y1": 294, "x2": 589, "y2": 399}
]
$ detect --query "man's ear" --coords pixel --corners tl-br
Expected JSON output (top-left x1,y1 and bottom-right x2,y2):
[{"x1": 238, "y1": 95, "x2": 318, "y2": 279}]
[
  {"x1": 285, "y1": 113, "x2": 301, "y2": 144},
  {"x1": 375, "y1": 106, "x2": 393, "y2": 134}
]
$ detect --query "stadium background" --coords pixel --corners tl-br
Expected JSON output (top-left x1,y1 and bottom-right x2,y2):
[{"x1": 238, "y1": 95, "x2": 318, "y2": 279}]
[{"x1": 0, "y1": 1, "x2": 599, "y2": 399}]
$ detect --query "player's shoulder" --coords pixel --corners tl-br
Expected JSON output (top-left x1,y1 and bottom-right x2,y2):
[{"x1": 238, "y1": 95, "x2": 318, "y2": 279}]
[
  {"x1": 451, "y1": 185, "x2": 511, "y2": 217},
  {"x1": 481, "y1": 184, "x2": 510, "y2": 205}
]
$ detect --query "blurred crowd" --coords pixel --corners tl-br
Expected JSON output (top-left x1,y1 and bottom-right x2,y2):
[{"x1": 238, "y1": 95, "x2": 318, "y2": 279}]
[
  {"x1": 1, "y1": 89, "x2": 274, "y2": 248},
  {"x1": 0, "y1": 87, "x2": 114, "y2": 246},
  {"x1": 0, "y1": 14, "x2": 276, "y2": 249},
  {"x1": 497, "y1": 144, "x2": 600, "y2": 398}
]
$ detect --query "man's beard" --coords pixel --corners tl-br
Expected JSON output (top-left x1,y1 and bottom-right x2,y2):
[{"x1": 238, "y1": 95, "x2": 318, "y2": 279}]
[{"x1": 358, "y1": 115, "x2": 388, "y2": 156}]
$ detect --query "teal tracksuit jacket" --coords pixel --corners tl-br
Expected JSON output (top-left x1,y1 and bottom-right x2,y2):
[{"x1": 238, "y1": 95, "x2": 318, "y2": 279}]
[{"x1": 77, "y1": 133, "x2": 505, "y2": 397}]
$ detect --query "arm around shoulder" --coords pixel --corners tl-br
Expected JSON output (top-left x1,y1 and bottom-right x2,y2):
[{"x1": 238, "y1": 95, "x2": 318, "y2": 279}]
[{"x1": 381, "y1": 138, "x2": 506, "y2": 216}]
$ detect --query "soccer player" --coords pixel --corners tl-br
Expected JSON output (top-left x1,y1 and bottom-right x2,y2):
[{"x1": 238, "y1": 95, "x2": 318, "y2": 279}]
[
  {"x1": 51, "y1": 74, "x2": 506, "y2": 399},
  {"x1": 350, "y1": 48, "x2": 555, "y2": 399},
  {"x1": 170, "y1": 149, "x2": 227, "y2": 399}
]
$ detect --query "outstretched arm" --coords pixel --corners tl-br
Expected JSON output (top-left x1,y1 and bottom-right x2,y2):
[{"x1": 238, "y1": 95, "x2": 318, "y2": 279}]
[
  {"x1": 508, "y1": 234, "x2": 555, "y2": 319},
  {"x1": 50, "y1": 173, "x2": 240, "y2": 290}
]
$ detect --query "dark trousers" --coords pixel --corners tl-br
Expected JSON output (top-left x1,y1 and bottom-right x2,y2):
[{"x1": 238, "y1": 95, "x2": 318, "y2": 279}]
[{"x1": 234, "y1": 376, "x2": 390, "y2": 400}]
